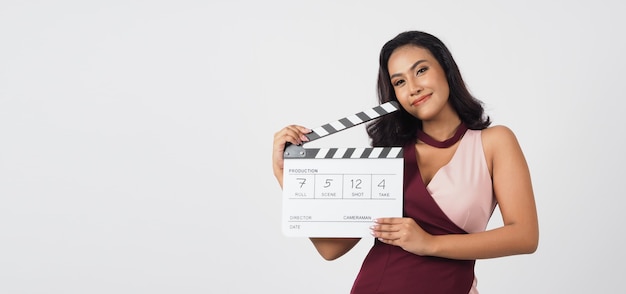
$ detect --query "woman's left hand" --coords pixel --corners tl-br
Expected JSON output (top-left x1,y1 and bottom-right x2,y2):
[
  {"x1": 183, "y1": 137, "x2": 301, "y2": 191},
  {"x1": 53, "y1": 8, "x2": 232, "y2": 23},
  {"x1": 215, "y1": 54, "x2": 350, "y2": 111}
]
[{"x1": 371, "y1": 217, "x2": 434, "y2": 256}]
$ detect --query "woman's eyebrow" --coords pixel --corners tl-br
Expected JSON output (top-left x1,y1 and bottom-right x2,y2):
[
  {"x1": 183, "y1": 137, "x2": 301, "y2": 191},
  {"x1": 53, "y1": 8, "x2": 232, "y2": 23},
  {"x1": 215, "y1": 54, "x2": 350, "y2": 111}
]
[{"x1": 390, "y1": 59, "x2": 427, "y2": 79}]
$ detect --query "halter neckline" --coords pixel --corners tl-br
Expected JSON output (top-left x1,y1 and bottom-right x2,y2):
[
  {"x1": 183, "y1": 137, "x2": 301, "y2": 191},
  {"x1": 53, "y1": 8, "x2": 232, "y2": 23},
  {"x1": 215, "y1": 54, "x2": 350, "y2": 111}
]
[{"x1": 416, "y1": 122, "x2": 468, "y2": 148}]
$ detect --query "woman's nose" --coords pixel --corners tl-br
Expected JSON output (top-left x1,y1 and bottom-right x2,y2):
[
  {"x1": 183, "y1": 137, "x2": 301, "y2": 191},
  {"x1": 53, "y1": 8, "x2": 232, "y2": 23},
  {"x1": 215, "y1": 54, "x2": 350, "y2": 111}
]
[{"x1": 409, "y1": 79, "x2": 423, "y2": 96}]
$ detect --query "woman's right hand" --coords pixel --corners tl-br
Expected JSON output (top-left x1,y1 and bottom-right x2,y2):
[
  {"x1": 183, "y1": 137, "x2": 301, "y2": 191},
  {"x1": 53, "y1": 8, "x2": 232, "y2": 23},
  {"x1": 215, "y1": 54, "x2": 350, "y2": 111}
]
[
  {"x1": 272, "y1": 125, "x2": 311, "y2": 187},
  {"x1": 272, "y1": 125, "x2": 361, "y2": 259}
]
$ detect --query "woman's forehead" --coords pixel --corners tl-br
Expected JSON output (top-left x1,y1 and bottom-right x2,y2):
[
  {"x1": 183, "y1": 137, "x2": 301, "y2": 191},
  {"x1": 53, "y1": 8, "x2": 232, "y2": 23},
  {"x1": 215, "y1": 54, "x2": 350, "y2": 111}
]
[{"x1": 388, "y1": 46, "x2": 437, "y2": 71}]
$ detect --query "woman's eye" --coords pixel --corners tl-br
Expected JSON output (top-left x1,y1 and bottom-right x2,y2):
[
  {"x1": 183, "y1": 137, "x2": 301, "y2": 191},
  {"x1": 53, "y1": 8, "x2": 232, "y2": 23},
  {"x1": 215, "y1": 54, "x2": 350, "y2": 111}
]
[
  {"x1": 393, "y1": 80, "x2": 405, "y2": 87},
  {"x1": 416, "y1": 67, "x2": 429, "y2": 75}
]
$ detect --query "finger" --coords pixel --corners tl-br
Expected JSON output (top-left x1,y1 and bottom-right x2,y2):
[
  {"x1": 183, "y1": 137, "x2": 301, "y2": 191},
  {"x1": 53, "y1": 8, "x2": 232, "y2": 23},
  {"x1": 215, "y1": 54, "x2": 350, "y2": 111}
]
[
  {"x1": 282, "y1": 124, "x2": 310, "y2": 134},
  {"x1": 378, "y1": 238, "x2": 393, "y2": 244},
  {"x1": 371, "y1": 224, "x2": 400, "y2": 233},
  {"x1": 276, "y1": 125, "x2": 311, "y2": 145},
  {"x1": 274, "y1": 129, "x2": 302, "y2": 146},
  {"x1": 295, "y1": 125, "x2": 312, "y2": 134},
  {"x1": 376, "y1": 233, "x2": 400, "y2": 244},
  {"x1": 287, "y1": 125, "x2": 312, "y2": 143},
  {"x1": 374, "y1": 217, "x2": 405, "y2": 225}
]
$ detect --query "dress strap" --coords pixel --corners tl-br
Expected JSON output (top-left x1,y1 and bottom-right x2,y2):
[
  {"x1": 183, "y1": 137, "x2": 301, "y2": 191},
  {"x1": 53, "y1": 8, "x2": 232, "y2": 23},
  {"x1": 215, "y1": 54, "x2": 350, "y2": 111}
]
[{"x1": 416, "y1": 122, "x2": 468, "y2": 148}]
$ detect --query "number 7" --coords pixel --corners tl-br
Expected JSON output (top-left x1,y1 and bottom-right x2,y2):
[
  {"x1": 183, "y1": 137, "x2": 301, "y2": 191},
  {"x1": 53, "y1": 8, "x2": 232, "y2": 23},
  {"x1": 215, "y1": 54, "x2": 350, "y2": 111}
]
[{"x1": 296, "y1": 178, "x2": 306, "y2": 188}]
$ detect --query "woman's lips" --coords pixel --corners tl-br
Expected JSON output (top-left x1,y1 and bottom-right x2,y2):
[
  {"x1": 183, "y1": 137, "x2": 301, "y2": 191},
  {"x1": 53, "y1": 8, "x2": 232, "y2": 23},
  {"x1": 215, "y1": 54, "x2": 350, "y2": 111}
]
[{"x1": 411, "y1": 93, "x2": 432, "y2": 106}]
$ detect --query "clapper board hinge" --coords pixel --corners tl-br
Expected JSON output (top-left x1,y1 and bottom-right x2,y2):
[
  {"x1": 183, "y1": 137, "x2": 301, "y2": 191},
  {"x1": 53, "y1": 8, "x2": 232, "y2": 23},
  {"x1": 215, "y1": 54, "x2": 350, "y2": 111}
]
[{"x1": 284, "y1": 101, "x2": 400, "y2": 158}]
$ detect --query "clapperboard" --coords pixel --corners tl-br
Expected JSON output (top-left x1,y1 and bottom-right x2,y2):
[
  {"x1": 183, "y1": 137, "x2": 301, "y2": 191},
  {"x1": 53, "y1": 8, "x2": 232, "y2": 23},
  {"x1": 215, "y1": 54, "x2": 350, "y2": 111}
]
[{"x1": 282, "y1": 101, "x2": 404, "y2": 237}]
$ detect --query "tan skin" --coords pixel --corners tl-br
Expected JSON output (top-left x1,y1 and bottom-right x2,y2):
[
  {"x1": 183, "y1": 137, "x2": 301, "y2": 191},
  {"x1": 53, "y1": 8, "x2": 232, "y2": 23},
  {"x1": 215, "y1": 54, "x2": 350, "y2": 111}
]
[{"x1": 273, "y1": 45, "x2": 538, "y2": 261}]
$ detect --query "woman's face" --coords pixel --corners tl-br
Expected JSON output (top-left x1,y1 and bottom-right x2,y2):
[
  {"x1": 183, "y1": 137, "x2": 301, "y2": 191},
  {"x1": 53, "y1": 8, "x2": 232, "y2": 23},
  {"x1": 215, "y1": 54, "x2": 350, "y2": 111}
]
[{"x1": 387, "y1": 45, "x2": 452, "y2": 121}]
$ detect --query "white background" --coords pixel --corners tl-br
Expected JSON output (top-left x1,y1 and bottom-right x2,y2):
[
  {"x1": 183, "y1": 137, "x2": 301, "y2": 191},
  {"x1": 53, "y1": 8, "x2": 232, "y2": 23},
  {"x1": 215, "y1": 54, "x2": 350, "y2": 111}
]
[{"x1": 1, "y1": 1, "x2": 624, "y2": 293}]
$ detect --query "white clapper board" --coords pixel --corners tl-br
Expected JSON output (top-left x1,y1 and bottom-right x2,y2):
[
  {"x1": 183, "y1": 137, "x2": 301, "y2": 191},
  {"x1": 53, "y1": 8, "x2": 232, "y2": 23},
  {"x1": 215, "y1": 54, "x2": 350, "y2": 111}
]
[{"x1": 282, "y1": 101, "x2": 404, "y2": 237}]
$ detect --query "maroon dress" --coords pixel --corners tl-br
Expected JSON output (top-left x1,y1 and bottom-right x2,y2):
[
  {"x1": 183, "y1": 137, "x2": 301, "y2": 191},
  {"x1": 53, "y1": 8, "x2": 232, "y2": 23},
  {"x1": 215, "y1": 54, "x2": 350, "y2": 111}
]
[{"x1": 350, "y1": 125, "x2": 476, "y2": 294}]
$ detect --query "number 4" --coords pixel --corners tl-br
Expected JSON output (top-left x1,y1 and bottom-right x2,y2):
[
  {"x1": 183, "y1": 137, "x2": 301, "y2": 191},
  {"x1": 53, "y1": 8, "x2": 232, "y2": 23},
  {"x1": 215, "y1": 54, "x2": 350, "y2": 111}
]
[{"x1": 377, "y1": 179, "x2": 386, "y2": 189}]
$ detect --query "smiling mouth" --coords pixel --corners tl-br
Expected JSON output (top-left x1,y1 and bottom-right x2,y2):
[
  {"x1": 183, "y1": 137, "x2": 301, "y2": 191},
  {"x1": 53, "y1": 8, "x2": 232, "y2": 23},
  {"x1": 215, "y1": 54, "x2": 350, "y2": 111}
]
[{"x1": 411, "y1": 94, "x2": 432, "y2": 106}]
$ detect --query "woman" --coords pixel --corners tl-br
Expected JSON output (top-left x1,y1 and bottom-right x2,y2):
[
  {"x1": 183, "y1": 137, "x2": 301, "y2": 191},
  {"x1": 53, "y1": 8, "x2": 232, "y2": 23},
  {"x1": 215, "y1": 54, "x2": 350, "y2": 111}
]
[{"x1": 272, "y1": 31, "x2": 538, "y2": 294}]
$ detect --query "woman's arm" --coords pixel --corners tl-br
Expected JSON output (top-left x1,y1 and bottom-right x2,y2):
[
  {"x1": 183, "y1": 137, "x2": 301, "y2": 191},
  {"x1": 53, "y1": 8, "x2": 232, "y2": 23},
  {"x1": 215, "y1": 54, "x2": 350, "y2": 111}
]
[
  {"x1": 428, "y1": 125, "x2": 538, "y2": 259},
  {"x1": 372, "y1": 125, "x2": 538, "y2": 260},
  {"x1": 273, "y1": 125, "x2": 362, "y2": 260},
  {"x1": 309, "y1": 238, "x2": 361, "y2": 261}
]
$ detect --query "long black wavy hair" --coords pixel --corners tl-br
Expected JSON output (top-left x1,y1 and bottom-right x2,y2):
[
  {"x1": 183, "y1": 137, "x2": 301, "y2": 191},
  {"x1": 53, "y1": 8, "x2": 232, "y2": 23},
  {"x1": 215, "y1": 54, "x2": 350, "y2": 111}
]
[{"x1": 367, "y1": 31, "x2": 491, "y2": 147}]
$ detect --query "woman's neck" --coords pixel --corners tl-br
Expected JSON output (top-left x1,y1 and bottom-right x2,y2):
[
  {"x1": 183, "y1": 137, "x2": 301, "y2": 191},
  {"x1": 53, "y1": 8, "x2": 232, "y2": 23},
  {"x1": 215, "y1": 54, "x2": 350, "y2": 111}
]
[{"x1": 420, "y1": 115, "x2": 462, "y2": 142}]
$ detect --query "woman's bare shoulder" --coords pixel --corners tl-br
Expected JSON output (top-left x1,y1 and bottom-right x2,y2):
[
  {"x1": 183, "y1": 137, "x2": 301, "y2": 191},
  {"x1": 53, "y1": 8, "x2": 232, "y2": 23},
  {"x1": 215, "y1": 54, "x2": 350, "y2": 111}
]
[
  {"x1": 481, "y1": 124, "x2": 517, "y2": 141},
  {"x1": 480, "y1": 125, "x2": 522, "y2": 154}
]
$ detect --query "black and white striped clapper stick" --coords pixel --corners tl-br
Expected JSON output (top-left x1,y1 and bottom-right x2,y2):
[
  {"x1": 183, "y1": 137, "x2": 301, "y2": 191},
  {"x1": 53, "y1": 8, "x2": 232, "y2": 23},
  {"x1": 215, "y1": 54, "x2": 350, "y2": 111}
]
[
  {"x1": 305, "y1": 101, "x2": 400, "y2": 142},
  {"x1": 284, "y1": 101, "x2": 402, "y2": 159}
]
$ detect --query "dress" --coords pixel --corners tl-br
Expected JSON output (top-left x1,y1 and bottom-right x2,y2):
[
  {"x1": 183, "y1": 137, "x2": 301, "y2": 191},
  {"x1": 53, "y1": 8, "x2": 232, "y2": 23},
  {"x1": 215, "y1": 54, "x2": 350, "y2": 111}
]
[{"x1": 350, "y1": 128, "x2": 496, "y2": 294}]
